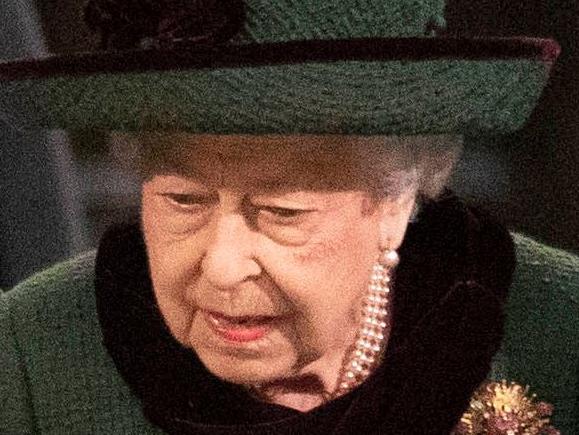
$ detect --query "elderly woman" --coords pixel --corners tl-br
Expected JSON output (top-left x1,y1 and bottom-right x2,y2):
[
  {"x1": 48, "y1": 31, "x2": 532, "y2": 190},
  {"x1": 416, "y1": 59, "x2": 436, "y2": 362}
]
[{"x1": 1, "y1": 0, "x2": 577, "y2": 434}]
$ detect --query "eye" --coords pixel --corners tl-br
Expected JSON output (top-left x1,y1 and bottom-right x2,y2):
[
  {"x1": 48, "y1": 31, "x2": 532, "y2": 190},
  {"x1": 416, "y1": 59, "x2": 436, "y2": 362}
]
[
  {"x1": 259, "y1": 206, "x2": 307, "y2": 218},
  {"x1": 162, "y1": 193, "x2": 214, "y2": 210},
  {"x1": 253, "y1": 204, "x2": 315, "y2": 245}
]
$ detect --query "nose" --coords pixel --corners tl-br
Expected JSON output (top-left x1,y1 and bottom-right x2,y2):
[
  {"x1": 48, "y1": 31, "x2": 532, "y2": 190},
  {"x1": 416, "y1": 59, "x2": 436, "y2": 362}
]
[{"x1": 201, "y1": 211, "x2": 262, "y2": 290}]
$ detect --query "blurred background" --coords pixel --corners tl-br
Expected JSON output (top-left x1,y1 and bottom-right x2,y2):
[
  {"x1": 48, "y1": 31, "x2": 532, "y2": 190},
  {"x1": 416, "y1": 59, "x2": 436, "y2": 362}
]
[{"x1": 1, "y1": 0, "x2": 578, "y2": 288}]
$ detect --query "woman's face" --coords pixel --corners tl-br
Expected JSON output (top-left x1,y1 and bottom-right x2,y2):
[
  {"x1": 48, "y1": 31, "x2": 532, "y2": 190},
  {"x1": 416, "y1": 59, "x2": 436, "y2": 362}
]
[{"x1": 141, "y1": 135, "x2": 414, "y2": 385}]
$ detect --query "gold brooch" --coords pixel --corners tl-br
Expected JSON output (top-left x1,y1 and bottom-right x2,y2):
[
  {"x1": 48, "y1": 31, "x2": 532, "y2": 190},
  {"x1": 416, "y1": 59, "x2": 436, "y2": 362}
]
[{"x1": 452, "y1": 380, "x2": 560, "y2": 434}]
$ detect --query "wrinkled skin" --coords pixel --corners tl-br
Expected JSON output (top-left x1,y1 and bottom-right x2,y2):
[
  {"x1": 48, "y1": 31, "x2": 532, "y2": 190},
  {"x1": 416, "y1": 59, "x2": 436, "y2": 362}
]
[{"x1": 141, "y1": 135, "x2": 416, "y2": 410}]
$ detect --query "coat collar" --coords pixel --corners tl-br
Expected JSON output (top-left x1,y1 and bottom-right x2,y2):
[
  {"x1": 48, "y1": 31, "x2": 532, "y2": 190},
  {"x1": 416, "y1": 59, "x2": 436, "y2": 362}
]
[{"x1": 95, "y1": 192, "x2": 515, "y2": 434}]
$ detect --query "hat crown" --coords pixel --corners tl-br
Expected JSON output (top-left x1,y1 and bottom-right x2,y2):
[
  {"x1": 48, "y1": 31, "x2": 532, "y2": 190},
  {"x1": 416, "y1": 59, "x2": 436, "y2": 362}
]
[
  {"x1": 242, "y1": 0, "x2": 446, "y2": 43},
  {"x1": 85, "y1": 0, "x2": 447, "y2": 49}
]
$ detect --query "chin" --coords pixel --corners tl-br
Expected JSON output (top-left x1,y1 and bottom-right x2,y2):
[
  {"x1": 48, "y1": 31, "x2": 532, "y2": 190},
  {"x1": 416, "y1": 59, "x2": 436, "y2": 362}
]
[{"x1": 196, "y1": 346, "x2": 297, "y2": 385}]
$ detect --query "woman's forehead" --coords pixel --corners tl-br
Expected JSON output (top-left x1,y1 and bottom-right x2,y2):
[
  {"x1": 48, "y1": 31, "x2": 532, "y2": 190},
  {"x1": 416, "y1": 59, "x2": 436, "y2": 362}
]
[
  {"x1": 173, "y1": 134, "x2": 387, "y2": 160},
  {"x1": 143, "y1": 134, "x2": 400, "y2": 191}
]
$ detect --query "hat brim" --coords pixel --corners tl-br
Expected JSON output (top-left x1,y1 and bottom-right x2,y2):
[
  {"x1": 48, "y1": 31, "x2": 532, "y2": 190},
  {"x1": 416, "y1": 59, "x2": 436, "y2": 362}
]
[{"x1": 0, "y1": 37, "x2": 559, "y2": 135}]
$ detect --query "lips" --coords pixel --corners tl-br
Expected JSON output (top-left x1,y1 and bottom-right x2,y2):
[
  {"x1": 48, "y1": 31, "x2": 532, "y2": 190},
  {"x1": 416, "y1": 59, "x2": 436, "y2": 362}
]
[{"x1": 203, "y1": 311, "x2": 277, "y2": 343}]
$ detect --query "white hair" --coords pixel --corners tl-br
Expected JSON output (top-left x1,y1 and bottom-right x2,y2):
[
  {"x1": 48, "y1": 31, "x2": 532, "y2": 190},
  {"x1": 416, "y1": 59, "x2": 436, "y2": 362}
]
[
  {"x1": 375, "y1": 134, "x2": 463, "y2": 200},
  {"x1": 109, "y1": 132, "x2": 463, "y2": 203}
]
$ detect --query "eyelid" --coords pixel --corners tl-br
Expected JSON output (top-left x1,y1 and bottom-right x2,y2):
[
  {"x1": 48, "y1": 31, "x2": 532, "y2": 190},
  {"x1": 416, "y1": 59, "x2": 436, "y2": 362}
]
[
  {"x1": 257, "y1": 205, "x2": 314, "y2": 218},
  {"x1": 161, "y1": 193, "x2": 215, "y2": 208}
]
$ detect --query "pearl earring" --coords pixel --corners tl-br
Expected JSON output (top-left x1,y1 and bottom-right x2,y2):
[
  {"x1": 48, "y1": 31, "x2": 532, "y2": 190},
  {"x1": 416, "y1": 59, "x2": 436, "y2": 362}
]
[{"x1": 332, "y1": 248, "x2": 399, "y2": 398}]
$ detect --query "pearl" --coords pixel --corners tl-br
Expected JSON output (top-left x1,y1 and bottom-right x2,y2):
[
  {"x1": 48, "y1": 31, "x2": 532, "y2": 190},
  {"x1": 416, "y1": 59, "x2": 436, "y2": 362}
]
[
  {"x1": 368, "y1": 294, "x2": 388, "y2": 306},
  {"x1": 356, "y1": 339, "x2": 369, "y2": 349},
  {"x1": 379, "y1": 249, "x2": 399, "y2": 267},
  {"x1": 363, "y1": 316, "x2": 376, "y2": 325},
  {"x1": 360, "y1": 354, "x2": 375, "y2": 363}
]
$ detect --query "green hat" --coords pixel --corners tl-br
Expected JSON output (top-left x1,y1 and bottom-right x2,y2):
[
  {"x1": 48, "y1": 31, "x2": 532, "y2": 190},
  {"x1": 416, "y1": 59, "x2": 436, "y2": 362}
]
[{"x1": 0, "y1": 0, "x2": 560, "y2": 135}]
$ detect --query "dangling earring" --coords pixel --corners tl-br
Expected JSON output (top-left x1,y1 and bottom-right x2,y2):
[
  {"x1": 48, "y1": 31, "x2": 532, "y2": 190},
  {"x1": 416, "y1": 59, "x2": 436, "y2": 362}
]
[{"x1": 332, "y1": 248, "x2": 399, "y2": 399}]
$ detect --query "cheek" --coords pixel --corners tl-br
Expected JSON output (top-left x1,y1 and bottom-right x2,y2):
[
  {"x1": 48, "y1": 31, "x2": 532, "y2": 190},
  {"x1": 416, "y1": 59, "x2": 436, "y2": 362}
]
[
  {"x1": 291, "y1": 211, "x2": 379, "y2": 283},
  {"x1": 282, "y1": 222, "x2": 379, "y2": 342},
  {"x1": 142, "y1": 207, "x2": 206, "y2": 343}
]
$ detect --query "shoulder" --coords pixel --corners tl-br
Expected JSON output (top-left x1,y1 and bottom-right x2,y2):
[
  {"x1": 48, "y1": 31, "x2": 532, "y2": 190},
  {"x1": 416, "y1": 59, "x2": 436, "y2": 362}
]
[
  {"x1": 0, "y1": 252, "x2": 157, "y2": 433},
  {"x1": 4, "y1": 251, "x2": 98, "y2": 326},
  {"x1": 2, "y1": 251, "x2": 102, "y2": 371},
  {"x1": 508, "y1": 233, "x2": 579, "y2": 338},
  {"x1": 492, "y1": 233, "x2": 579, "y2": 433},
  {"x1": 512, "y1": 232, "x2": 579, "y2": 291},
  {"x1": 0, "y1": 252, "x2": 96, "y2": 431}
]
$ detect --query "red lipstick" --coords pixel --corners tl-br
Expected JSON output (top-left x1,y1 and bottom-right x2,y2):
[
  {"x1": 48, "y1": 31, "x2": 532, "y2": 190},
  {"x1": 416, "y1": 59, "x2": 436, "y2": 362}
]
[{"x1": 204, "y1": 311, "x2": 274, "y2": 343}]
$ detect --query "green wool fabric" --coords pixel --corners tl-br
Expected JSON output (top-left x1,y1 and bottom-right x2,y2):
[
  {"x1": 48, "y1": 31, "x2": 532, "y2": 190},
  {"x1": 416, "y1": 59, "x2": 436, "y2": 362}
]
[
  {"x1": 236, "y1": 0, "x2": 446, "y2": 42},
  {"x1": 1, "y1": 59, "x2": 548, "y2": 135},
  {"x1": 1, "y1": 233, "x2": 577, "y2": 434},
  {"x1": 0, "y1": 0, "x2": 554, "y2": 135}
]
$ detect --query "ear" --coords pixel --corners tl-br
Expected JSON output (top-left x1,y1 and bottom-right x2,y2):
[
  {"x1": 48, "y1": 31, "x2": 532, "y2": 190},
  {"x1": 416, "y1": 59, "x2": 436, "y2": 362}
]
[{"x1": 377, "y1": 188, "x2": 417, "y2": 251}]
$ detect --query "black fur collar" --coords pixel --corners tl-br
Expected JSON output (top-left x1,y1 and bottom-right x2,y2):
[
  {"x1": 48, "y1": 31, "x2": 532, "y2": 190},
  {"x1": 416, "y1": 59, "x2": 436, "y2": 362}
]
[{"x1": 95, "y1": 193, "x2": 515, "y2": 434}]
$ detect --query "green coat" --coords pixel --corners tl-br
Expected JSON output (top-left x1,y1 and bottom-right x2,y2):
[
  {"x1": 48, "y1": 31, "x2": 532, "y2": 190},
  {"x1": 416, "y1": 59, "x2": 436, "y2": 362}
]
[{"x1": 1, "y1": 233, "x2": 578, "y2": 434}]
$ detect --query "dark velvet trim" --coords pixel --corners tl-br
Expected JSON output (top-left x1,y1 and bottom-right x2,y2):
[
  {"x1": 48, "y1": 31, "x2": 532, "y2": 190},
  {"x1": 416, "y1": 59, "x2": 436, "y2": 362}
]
[
  {"x1": 94, "y1": 193, "x2": 515, "y2": 434},
  {"x1": 330, "y1": 194, "x2": 515, "y2": 434},
  {"x1": 0, "y1": 37, "x2": 559, "y2": 81}
]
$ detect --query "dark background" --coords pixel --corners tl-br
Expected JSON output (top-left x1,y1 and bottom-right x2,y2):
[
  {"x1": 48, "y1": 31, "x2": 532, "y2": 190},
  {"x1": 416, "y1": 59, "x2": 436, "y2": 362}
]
[{"x1": 1, "y1": 1, "x2": 577, "y2": 288}]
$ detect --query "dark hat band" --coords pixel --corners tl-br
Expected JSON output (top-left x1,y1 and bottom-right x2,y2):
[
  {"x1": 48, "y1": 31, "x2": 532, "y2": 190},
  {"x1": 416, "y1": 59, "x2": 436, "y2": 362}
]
[
  {"x1": 84, "y1": 0, "x2": 246, "y2": 50},
  {"x1": 0, "y1": 37, "x2": 560, "y2": 81}
]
